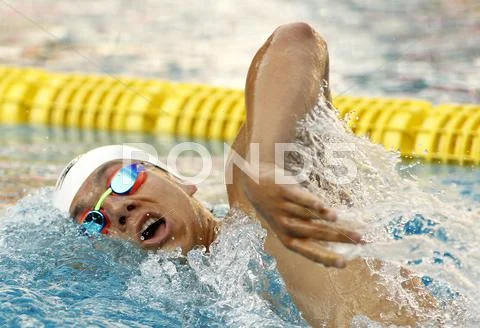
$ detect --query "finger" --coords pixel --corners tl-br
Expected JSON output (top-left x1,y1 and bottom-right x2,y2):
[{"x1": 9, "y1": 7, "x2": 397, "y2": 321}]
[
  {"x1": 282, "y1": 185, "x2": 330, "y2": 213},
  {"x1": 281, "y1": 217, "x2": 362, "y2": 244},
  {"x1": 282, "y1": 202, "x2": 336, "y2": 222},
  {"x1": 285, "y1": 237, "x2": 346, "y2": 268}
]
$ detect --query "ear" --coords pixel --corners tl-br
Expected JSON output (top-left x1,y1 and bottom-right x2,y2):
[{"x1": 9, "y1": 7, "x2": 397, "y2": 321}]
[{"x1": 179, "y1": 183, "x2": 198, "y2": 196}]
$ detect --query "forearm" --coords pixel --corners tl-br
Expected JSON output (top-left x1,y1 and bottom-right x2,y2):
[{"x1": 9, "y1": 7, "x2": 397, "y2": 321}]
[
  {"x1": 244, "y1": 23, "x2": 331, "y2": 164},
  {"x1": 227, "y1": 23, "x2": 360, "y2": 271}
]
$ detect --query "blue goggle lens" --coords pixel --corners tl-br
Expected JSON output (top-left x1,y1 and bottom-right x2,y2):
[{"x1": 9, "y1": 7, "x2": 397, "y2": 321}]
[
  {"x1": 80, "y1": 210, "x2": 106, "y2": 236},
  {"x1": 110, "y1": 163, "x2": 144, "y2": 194}
]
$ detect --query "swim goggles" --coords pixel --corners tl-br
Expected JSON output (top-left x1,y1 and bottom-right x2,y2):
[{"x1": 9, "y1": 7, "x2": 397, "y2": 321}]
[{"x1": 79, "y1": 162, "x2": 146, "y2": 236}]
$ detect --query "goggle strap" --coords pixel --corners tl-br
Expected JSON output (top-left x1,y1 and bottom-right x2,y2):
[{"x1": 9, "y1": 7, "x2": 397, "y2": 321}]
[{"x1": 94, "y1": 188, "x2": 113, "y2": 211}]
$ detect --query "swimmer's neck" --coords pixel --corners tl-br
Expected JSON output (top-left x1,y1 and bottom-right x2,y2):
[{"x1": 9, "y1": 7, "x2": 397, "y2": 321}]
[{"x1": 194, "y1": 203, "x2": 222, "y2": 251}]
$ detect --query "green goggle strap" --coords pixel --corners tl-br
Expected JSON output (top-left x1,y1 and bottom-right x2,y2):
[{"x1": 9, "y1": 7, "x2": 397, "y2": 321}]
[{"x1": 94, "y1": 188, "x2": 113, "y2": 211}]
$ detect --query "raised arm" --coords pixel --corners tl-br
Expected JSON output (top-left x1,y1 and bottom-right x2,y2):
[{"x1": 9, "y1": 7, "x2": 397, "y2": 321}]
[
  {"x1": 226, "y1": 22, "x2": 362, "y2": 268},
  {"x1": 226, "y1": 23, "x2": 437, "y2": 326},
  {"x1": 245, "y1": 22, "x2": 330, "y2": 161}
]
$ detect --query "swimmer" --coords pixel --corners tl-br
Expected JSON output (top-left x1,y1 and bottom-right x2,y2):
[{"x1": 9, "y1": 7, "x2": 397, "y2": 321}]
[{"x1": 54, "y1": 23, "x2": 435, "y2": 327}]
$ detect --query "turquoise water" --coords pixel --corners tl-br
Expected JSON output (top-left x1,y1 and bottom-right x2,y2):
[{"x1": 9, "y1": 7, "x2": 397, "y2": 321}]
[
  {"x1": 0, "y1": 190, "x2": 306, "y2": 327},
  {"x1": 1, "y1": 0, "x2": 479, "y2": 326},
  {"x1": 1, "y1": 117, "x2": 480, "y2": 326}
]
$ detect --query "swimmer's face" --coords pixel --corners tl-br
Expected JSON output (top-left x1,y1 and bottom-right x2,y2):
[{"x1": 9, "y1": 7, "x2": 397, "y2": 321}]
[{"x1": 69, "y1": 160, "x2": 217, "y2": 252}]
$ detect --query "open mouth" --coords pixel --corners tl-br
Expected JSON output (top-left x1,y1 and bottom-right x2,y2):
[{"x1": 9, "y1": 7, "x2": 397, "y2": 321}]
[{"x1": 140, "y1": 217, "x2": 166, "y2": 241}]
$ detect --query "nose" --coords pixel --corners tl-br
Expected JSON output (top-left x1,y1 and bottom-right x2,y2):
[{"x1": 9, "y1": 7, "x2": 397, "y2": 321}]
[{"x1": 102, "y1": 196, "x2": 138, "y2": 226}]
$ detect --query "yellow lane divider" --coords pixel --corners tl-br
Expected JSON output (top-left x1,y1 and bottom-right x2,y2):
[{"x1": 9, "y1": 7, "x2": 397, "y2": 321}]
[{"x1": 1, "y1": 66, "x2": 479, "y2": 164}]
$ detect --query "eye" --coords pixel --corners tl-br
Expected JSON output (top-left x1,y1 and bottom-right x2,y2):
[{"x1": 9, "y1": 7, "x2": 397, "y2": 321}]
[
  {"x1": 127, "y1": 204, "x2": 136, "y2": 211},
  {"x1": 119, "y1": 216, "x2": 126, "y2": 225}
]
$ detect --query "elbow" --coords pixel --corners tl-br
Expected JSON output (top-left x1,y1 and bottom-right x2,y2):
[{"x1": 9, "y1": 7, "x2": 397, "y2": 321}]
[{"x1": 273, "y1": 22, "x2": 328, "y2": 50}]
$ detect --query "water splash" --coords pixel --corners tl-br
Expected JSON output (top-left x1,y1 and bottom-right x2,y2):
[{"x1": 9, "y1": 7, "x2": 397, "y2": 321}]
[
  {"x1": 125, "y1": 210, "x2": 306, "y2": 327},
  {"x1": 287, "y1": 94, "x2": 480, "y2": 325}
]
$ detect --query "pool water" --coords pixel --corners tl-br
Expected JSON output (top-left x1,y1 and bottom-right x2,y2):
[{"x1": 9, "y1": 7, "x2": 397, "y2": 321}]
[
  {"x1": 1, "y1": 190, "x2": 305, "y2": 327},
  {"x1": 1, "y1": 0, "x2": 479, "y2": 326},
  {"x1": 1, "y1": 108, "x2": 480, "y2": 326}
]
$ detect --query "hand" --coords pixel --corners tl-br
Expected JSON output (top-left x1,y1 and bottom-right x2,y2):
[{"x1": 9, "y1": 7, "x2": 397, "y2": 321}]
[{"x1": 242, "y1": 163, "x2": 363, "y2": 268}]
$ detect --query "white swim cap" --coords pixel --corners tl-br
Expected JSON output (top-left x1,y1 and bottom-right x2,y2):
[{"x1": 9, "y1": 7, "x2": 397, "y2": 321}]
[{"x1": 53, "y1": 144, "x2": 175, "y2": 214}]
